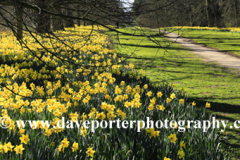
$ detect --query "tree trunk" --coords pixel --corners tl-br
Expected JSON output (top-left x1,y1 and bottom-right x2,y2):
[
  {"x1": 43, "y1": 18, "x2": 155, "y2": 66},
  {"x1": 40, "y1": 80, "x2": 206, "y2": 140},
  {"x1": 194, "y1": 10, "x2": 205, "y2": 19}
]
[
  {"x1": 187, "y1": 0, "x2": 193, "y2": 26},
  {"x1": 65, "y1": 9, "x2": 74, "y2": 28},
  {"x1": 83, "y1": 14, "x2": 87, "y2": 26},
  {"x1": 35, "y1": 0, "x2": 51, "y2": 33},
  {"x1": 16, "y1": 5, "x2": 23, "y2": 40},
  {"x1": 206, "y1": 0, "x2": 214, "y2": 27},
  {"x1": 77, "y1": 5, "x2": 81, "y2": 26},
  {"x1": 212, "y1": 0, "x2": 223, "y2": 27},
  {"x1": 52, "y1": 8, "x2": 64, "y2": 31},
  {"x1": 52, "y1": 15, "x2": 64, "y2": 31},
  {"x1": 235, "y1": 0, "x2": 239, "y2": 27}
]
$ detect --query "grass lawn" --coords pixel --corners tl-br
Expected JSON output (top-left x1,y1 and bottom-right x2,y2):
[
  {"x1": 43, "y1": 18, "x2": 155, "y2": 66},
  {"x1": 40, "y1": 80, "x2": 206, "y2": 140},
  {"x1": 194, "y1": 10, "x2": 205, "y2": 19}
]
[
  {"x1": 108, "y1": 28, "x2": 240, "y2": 159},
  {"x1": 168, "y1": 28, "x2": 240, "y2": 58}
]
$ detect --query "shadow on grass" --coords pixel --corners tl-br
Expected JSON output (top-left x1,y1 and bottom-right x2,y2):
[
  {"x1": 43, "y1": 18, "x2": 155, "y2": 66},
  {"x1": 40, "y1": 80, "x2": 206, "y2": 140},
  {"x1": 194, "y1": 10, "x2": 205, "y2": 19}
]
[
  {"x1": 229, "y1": 44, "x2": 240, "y2": 47},
  {"x1": 187, "y1": 97, "x2": 240, "y2": 117},
  {"x1": 186, "y1": 97, "x2": 240, "y2": 159},
  {"x1": 118, "y1": 37, "x2": 170, "y2": 43},
  {"x1": 177, "y1": 33, "x2": 240, "y2": 42},
  {"x1": 129, "y1": 56, "x2": 231, "y2": 74},
  {"x1": 116, "y1": 43, "x2": 193, "y2": 51},
  {"x1": 196, "y1": 38, "x2": 240, "y2": 40}
]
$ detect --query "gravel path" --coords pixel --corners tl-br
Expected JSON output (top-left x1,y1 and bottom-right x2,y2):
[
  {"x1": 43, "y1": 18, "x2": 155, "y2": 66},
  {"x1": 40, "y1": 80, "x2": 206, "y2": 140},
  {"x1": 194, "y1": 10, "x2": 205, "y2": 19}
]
[{"x1": 159, "y1": 30, "x2": 240, "y2": 71}]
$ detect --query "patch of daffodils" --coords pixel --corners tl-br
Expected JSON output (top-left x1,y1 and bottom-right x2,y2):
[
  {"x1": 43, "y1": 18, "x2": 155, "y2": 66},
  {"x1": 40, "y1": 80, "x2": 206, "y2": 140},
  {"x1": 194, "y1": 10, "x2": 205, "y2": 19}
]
[{"x1": 0, "y1": 25, "x2": 226, "y2": 160}]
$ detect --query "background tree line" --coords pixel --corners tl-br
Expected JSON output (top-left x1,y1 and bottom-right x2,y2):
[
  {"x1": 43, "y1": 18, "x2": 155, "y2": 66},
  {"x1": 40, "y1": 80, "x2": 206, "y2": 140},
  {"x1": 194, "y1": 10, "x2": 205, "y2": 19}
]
[
  {"x1": 1, "y1": 0, "x2": 240, "y2": 41},
  {"x1": 0, "y1": 0, "x2": 126, "y2": 40},
  {"x1": 133, "y1": 0, "x2": 240, "y2": 28}
]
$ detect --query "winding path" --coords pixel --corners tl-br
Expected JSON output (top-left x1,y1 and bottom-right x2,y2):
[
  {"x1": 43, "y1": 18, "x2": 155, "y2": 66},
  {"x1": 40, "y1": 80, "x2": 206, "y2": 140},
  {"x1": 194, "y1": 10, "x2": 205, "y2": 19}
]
[{"x1": 159, "y1": 30, "x2": 240, "y2": 71}]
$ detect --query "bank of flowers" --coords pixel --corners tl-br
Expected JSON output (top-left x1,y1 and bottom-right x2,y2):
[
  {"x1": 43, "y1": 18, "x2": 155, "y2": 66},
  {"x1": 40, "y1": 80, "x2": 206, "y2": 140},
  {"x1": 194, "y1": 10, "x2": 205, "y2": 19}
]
[{"x1": 0, "y1": 26, "x2": 230, "y2": 159}]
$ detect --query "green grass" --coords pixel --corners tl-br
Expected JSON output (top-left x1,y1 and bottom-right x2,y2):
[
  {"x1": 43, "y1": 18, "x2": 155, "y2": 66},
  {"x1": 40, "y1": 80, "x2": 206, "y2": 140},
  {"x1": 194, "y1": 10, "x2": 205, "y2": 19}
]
[
  {"x1": 169, "y1": 29, "x2": 240, "y2": 57},
  {"x1": 108, "y1": 28, "x2": 240, "y2": 160}
]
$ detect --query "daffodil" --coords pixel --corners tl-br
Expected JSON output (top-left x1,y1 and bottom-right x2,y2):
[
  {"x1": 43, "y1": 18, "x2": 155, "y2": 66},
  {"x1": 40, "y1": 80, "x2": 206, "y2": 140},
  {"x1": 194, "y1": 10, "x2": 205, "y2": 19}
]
[
  {"x1": 86, "y1": 146, "x2": 95, "y2": 158},
  {"x1": 180, "y1": 141, "x2": 186, "y2": 149},
  {"x1": 4, "y1": 142, "x2": 14, "y2": 153},
  {"x1": 166, "y1": 98, "x2": 171, "y2": 103},
  {"x1": 168, "y1": 134, "x2": 177, "y2": 143},
  {"x1": 206, "y1": 102, "x2": 211, "y2": 108},
  {"x1": 179, "y1": 99, "x2": 184, "y2": 104},
  {"x1": 80, "y1": 126, "x2": 88, "y2": 137},
  {"x1": 72, "y1": 142, "x2": 79, "y2": 152},
  {"x1": 143, "y1": 84, "x2": 148, "y2": 89},
  {"x1": 148, "y1": 104, "x2": 154, "y2": 111},
  {"x1": 61, "y1": 138, "x2": 69, "y2": 148},
  {"x1": 192, "y1": 101, "x2": 196, "y2": 106},
  {"x1": 170, "y1": 93, "x2": 176, "y2": 99},
  {"x1": 19, "y1": 134, "x2": 30, "y2": 144},
  {"x1": 156, "y1": 105, "x2": 165, "y2": 111},
  {"x1": 44, "y1": 129, "x2": 53, "y2": 138},
  {"x1": 157, "y1": 92, "x2": 163, "y2": 98},
  {"x1": 146, "y1": 91, "x2": 152, "y2": 97},
  {"x1": 14, "y1": 144, "x2": 24, "y2": 155},
  {"x1": 177, "y1": 149, "x2": 185, "y2": 159}
]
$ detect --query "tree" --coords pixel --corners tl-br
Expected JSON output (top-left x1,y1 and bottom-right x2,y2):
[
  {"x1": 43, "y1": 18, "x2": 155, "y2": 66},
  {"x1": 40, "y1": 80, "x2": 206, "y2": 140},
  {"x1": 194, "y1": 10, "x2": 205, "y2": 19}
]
[
  {"x1": 64, "y1": 6, "x2": 75, "y2": 28},
  {"x1": 52, "y1": 5, "x2": 64, "y2": 31},
  {"x1": 35, "y1": 0, "x2": 51, "y2": 33},
  {"x1": 15, "y1": 5, "x2": 23, "y2": 39},
  {"x1": 235, "y1": 0, "x2": 239, "y2": 27},
  {"x1": 206, "y1": 0, "x2": 214, "y2": 27}
]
